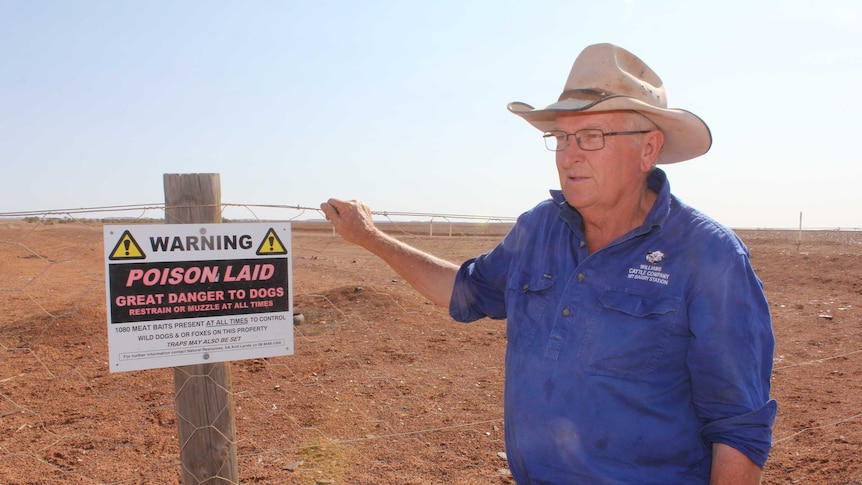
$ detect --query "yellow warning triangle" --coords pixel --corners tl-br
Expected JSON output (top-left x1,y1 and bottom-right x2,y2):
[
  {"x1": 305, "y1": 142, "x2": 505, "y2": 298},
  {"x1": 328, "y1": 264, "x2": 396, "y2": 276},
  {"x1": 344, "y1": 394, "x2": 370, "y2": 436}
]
[
  {"x1": 109, "y1": 230, "x2": 146, "y2": 260},
  {"x1": 256, "y1": 228, "x2": 287, "y2": 255}
]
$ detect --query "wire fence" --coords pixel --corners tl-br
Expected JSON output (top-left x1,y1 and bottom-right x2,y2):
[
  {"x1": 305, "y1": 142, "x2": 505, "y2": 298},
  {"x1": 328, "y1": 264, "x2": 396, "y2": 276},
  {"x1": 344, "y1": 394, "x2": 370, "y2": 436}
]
[{"x1": 1, "y1": 203, "x2": 861, "y2": 484}]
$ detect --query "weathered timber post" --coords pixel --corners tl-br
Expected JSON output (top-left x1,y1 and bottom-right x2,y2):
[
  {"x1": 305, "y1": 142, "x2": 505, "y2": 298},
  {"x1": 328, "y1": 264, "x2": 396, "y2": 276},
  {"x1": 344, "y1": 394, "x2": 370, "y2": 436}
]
[{"x1": 164, "y1": 173, "x2": 238, "y2": 484}]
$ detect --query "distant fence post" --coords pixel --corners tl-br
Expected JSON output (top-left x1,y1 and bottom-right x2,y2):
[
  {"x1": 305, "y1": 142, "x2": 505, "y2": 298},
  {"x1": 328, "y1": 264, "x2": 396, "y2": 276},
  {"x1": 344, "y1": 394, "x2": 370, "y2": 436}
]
[
  {"x1": 797, "y1": 211, "x2": 803, "y2": 251},
  {"x1": 164, "y1": 173, "x2": 239, "y2": 484}
]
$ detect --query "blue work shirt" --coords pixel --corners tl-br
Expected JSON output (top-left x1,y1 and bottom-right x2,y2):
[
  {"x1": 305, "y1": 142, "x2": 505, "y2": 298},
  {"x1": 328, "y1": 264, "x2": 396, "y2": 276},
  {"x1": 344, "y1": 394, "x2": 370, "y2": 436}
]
[{"x1": 450, "y1": 169, "x2": 776, "y2": 484}]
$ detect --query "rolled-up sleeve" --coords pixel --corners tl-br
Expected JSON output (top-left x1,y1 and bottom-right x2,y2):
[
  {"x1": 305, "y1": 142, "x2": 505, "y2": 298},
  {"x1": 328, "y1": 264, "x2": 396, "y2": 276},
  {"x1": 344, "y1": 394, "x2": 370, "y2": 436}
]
[
  {"x1": 700, "y1": 399, "x2": 778, "y2": 468},
  {"x1": 450, "y1": 257, "x2": 504, "y2": 322},
  {"x1": 449, "y1": 213, "x2": 535, "y2": 323}
]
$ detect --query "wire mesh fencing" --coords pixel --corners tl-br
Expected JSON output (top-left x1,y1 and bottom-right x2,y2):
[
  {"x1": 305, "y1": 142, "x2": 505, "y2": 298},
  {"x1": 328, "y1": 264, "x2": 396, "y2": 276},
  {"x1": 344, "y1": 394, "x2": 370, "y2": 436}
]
[
  {"x1": 0, "y1": 205, "x2": 515, "y2": 484},
  {"x1": 1, "y1": 205, "x2": 861, "y2": 484}
]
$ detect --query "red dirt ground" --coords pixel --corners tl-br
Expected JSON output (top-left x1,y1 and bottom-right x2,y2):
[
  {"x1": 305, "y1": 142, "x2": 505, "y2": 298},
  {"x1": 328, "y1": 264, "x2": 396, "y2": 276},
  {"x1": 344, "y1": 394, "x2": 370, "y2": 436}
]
[{"x1": 1, "y1": 220, "x2": 861, "y2": 484}]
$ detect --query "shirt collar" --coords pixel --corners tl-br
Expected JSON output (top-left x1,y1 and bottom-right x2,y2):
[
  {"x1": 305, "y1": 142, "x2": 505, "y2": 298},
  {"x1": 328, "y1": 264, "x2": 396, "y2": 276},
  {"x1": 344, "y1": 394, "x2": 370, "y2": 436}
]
[{"x1": 549, "y1": 168, "x2": 672, "y2": 237}]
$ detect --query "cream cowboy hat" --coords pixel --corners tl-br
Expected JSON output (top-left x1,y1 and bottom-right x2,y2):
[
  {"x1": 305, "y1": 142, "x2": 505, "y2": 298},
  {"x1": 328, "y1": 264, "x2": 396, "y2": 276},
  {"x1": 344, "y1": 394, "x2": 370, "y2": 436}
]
[{"x1": 507, "y1": 43, "x2": 712, "y2": 164}]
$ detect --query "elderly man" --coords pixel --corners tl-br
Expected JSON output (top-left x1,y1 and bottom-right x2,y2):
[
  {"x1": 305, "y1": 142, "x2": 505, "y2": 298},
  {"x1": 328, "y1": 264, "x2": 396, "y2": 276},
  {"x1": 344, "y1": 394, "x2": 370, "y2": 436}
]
[{"x1": 321, "y1": 43, "x2": 776, "y2": 484}]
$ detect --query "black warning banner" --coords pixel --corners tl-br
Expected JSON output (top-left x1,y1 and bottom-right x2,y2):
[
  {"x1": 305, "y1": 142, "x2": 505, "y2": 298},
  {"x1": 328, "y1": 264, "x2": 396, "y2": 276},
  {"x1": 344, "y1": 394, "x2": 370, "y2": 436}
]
[{"x1": 108, "y1": 257, "x2": 289, "y2": 323}]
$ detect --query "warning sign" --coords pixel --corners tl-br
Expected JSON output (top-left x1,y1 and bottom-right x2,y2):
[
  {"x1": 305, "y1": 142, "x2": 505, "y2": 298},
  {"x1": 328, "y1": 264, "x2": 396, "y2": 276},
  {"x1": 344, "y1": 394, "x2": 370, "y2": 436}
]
[{"x1": 103, "y1": 223, "x2": 293, "y2": 373}]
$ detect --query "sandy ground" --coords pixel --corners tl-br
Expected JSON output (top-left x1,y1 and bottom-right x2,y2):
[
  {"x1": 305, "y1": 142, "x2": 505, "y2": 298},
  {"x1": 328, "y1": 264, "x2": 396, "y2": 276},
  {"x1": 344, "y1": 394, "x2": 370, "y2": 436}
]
[{"x1": 1, "y1": 220, "x2": 861, "y2": 484}]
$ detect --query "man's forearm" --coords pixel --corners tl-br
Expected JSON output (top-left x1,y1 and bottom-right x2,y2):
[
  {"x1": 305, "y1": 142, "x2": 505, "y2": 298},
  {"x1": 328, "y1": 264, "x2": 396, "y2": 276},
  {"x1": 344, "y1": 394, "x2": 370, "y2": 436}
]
[
  {"x1": 362, "y1": 229, "x2": 458, "y2": 307},
  {"x1": 710, "y1": 442, "x2": 762, "y2": 485}
]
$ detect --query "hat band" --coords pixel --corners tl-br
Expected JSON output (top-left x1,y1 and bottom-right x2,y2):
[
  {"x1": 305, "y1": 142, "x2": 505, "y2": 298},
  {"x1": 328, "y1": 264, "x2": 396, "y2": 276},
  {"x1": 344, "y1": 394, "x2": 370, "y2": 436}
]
[{"x1": 557, "y1": 89, "x2": 610, "y2": 102}]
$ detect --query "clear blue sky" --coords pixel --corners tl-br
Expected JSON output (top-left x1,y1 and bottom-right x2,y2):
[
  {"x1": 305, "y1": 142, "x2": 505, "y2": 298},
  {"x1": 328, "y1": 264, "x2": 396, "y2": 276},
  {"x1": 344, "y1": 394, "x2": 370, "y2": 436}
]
[{"x1": 2, "y1": 1, "x2": 860, "y2": 229}]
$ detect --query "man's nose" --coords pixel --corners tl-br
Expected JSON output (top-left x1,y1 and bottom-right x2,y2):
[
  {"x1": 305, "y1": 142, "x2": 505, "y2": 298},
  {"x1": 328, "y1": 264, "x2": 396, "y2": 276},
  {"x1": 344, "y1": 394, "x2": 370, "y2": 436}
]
[{"x1": 557, "y1": 143, "x2": 583, "y2": 167}]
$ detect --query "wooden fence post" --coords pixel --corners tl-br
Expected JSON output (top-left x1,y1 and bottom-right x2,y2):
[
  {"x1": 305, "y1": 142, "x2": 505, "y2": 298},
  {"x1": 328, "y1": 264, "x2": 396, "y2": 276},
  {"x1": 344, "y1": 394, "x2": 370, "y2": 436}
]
[{"x1": 164, "y1": 173, "x2": 239, "y2": 484}]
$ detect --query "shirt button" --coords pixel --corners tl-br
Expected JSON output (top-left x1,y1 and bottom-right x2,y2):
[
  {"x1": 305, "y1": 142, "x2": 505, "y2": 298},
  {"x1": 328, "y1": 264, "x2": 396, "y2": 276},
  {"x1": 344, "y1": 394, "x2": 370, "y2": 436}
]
[
  {"x1": 522, "y1": 283, "x2": 530, "y2": 290},
  {"x1": 577, "y1": 273, "x2": 586, "y2": 281},
  {"x1": 579, "y1": 240, "x2": 586, "y2": 248},
  {"x1": 562, "y1": 308, "x2": 571, "y2": 316}
]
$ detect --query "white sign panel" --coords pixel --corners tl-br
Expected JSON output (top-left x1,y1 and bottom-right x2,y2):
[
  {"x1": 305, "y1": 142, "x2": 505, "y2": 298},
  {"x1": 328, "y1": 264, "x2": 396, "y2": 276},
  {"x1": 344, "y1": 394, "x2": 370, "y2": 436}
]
[{"x1": 103, "y1": 223, "x2": 293, "y2": 372}]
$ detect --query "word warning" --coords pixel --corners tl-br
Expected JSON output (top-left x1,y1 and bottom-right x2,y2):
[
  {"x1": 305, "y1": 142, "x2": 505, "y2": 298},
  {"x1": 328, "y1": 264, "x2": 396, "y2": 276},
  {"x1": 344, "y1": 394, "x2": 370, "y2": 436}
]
[{"x1": 104, "y1": 223, "x2": 293, "y2": 373}]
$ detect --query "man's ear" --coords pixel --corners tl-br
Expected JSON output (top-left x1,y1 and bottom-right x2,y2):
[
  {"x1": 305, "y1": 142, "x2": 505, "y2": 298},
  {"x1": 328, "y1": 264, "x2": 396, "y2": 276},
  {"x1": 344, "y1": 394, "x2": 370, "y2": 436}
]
[{"x1": 641, "y1": 130, "x2": 664, "y2": 172}]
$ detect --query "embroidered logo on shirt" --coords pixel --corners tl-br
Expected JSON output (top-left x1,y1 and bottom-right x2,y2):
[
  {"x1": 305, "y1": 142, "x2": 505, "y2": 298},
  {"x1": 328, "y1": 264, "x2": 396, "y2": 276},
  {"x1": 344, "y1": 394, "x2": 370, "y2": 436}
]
[
  {"x1": 627, "y1": 251, "x2": 671, "y2": 286},
  {"x1": 645, "y1": 250, "x2": 666, "y2": 264}
]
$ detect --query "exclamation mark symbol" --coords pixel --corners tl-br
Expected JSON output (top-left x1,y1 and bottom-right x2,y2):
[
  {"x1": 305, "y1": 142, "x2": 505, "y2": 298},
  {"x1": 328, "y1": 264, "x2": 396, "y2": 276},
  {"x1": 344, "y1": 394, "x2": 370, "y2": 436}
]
[
  {"x1": 268, "y1": 236, "x2": 275, "y2": 252},
  {"x1": 124, "y1": 239, "x2": 131, "y2": 256}
]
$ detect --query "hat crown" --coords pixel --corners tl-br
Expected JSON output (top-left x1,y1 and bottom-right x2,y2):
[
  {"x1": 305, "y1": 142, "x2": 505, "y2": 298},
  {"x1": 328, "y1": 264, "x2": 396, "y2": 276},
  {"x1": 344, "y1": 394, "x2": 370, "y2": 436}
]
[{"x1": 560, "y1": 43, "x2": 667, "y2": 109}]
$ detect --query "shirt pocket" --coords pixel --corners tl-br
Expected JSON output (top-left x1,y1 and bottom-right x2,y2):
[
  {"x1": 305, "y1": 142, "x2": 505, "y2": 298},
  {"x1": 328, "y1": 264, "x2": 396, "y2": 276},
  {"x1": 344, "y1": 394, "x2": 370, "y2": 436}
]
[
  {"x1": 578, "y1": 289, "x2": 683, "y2": 380},
  {"x1": 505, "y1": 270, "x2": 556, "y2": 351}
]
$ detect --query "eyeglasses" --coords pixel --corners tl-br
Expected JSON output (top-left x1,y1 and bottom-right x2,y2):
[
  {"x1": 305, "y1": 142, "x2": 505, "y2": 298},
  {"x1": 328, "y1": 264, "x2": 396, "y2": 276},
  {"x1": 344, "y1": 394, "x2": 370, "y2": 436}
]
[{"x1": 542, "y1": 129, "x2": 653, "y2": 152}]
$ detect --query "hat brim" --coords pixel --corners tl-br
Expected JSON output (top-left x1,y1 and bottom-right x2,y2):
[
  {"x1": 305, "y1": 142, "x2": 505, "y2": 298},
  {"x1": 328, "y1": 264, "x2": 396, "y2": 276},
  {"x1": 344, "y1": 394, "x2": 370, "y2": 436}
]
[{"x1": 508, "y1": 97, "x2": 712, "y2": 164}]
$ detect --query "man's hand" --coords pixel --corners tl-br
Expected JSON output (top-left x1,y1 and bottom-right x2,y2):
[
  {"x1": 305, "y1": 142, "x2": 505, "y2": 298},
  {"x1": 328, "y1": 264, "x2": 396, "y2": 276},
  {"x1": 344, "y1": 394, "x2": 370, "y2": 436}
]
[{"x1": 320, "y1": 198, "x2": 380, "y2": 248}]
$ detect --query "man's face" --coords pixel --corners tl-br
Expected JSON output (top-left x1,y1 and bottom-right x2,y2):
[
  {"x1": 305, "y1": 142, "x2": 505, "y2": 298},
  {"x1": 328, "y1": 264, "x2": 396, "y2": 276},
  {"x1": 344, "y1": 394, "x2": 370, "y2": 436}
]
[{"x1": 554, "y1": 111, "x2": 658, "y2": 214}]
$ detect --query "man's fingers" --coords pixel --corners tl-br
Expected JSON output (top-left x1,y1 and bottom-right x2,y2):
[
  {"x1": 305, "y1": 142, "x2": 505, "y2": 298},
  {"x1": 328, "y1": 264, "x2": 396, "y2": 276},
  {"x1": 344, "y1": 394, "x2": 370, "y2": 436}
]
[
  {"x1": 320, "y1": 199, "x2": 344, "y2": 220},
  {"x1": 319, "y1": 203, "x2": 331, "y2": 220}
]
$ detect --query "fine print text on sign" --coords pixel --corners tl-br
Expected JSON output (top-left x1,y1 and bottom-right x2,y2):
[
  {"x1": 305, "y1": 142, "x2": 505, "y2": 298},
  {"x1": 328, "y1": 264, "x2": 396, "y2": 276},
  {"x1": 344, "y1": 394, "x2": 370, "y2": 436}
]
[{"x1": 104, "y1": 223, "x2": 293, "y2": 372}]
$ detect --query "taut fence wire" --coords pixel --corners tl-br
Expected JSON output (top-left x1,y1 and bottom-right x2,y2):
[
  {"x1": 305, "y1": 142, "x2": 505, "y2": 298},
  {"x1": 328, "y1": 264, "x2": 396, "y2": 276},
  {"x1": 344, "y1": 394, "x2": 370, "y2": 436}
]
[{"x1": 0, "y1": 203, "x2": 518, "y2": 224}]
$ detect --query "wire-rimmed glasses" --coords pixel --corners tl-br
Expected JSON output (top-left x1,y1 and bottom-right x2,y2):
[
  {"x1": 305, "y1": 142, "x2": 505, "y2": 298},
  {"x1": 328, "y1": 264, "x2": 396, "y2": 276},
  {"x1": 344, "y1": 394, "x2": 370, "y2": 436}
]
[{"x1": 542, "y1": 129, "x2": 653, "y2": 151}]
